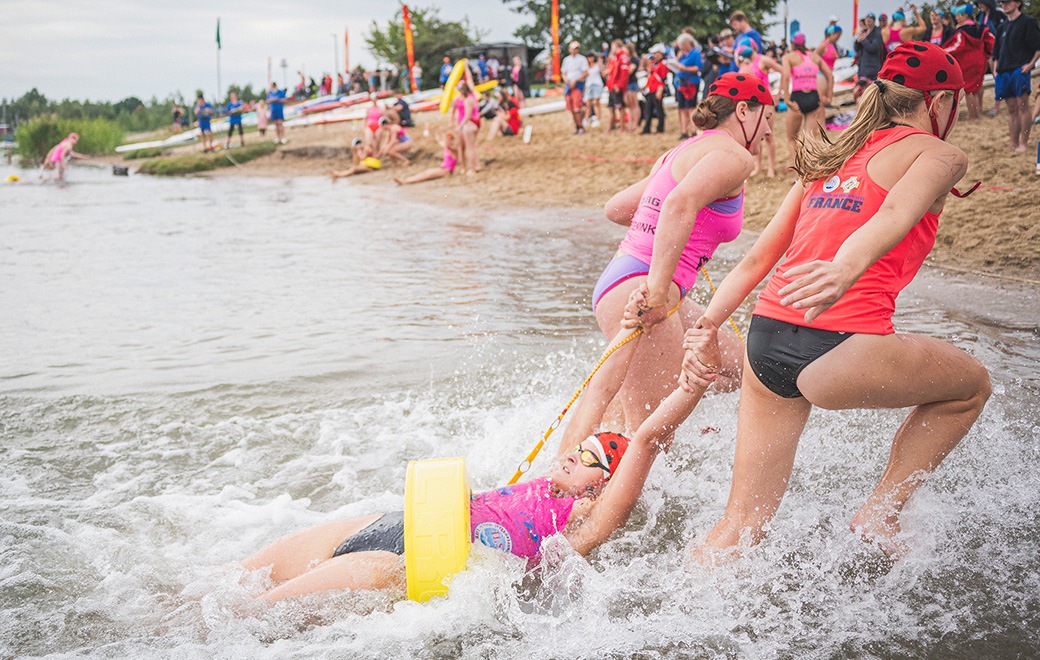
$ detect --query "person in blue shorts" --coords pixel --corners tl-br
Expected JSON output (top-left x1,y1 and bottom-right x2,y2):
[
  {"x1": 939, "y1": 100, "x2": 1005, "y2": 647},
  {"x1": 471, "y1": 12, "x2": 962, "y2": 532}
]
[
  {"x1": 266, "y1": 83, "x2": 289, "y2": 144},
  {"x1": 991, "y1": 0, "x2": 1040, "y2": 151},
  {"x1": 673, "y1": 31, "x2": 703, "y2": 139},
  {"x1": 224, "y1": 92, "x2": 245, "y2": 148},
  {"x1": 194, "y1": 94, "x2": 214, "y2": 151}
]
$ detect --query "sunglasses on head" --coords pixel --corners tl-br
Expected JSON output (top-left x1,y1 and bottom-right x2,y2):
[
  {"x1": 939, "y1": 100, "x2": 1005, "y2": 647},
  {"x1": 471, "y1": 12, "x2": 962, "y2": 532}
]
[{"x1": 573, "y1": 445, "x2": 609, "y2": 473}]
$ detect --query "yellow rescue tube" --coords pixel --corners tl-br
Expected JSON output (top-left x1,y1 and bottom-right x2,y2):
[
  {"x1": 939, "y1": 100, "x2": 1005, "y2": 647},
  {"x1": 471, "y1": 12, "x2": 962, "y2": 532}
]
[
  {"x1": 404, "y1": 456, "x2": 472, "y2": 602},
  {"x1": 439, "y1": 59, "x2": 468, "y2": 114},
  {"x1": 6, "y1": 175, "x2": 21, "y2": 182}
]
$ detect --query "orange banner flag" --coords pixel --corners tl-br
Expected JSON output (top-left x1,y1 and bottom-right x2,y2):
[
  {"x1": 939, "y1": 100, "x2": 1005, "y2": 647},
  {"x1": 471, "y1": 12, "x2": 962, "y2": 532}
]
[
  {"x1": 345, "y1": 26, "x2": 350, "y2": 72},
  {"x1": 551, "y1": 0, "x2": 560, "y2": 83},
  {"x1": 402, "y1": 5, "x2": 417, "y2": 92}
]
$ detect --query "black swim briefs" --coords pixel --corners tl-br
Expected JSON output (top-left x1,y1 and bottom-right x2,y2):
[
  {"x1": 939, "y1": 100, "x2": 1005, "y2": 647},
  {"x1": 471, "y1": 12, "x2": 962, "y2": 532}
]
[
  {"x1": 332, "y1": 511, "x2": 405, "y2": 557},
  {"x1": 746, "y1": 315, "x2": 853, "y2": 398}
]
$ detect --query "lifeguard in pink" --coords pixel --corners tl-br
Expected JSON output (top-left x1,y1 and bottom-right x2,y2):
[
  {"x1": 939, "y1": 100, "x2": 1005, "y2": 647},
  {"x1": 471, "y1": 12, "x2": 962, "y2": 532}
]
[
  {"x1": 470, "y1": 477, "x2": 576, "y2": 558},
  {"x1": 615, "y1": 130, "x2": 745, "y2": 293}
]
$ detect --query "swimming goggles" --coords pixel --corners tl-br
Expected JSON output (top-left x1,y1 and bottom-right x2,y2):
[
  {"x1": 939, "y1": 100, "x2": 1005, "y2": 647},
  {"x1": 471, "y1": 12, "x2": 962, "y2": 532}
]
[{"x1": 573, "y1": 445, "x2": 609, "y2": 473}]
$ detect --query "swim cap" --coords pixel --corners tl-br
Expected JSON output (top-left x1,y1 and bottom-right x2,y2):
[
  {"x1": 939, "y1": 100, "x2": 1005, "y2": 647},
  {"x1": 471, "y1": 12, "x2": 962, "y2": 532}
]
[
  {"x1": 737, "y1": 46, "x2": 755, "y2": 61},
  {"x1": 865, "y1": 12, "x2": 877, "y2": 19},
  {"x1": 825, "y1": 25, "x2": 844, "y2": 35},
  {"x1": 588, "y1": 432, "x2": 629, "y2": 477},
  {"x1": 879, "y1": 13, "x2": 888, "y2": 20},
  {"x1": 792, "y1": 32, "x2": 807, "y2": 46},
  {"x1": 879, "y1": 41, "x2": 964, "y2": 91},
  {"x1": 68, "y1": 133, "x2": 79, "y2": 140},
  {"x1": 707, "y1": 71, "x2": 774, "y2": 106},
  {"x1": 880, "y1": 41, "x2": 965, "y2": 139},
  {"x1": 351, "y1": 137, "x2": 362, "y2": 147},
  {"x1": 951, "y1": 3, "x2": 973, "y2": 15},
  {"x1": 892, "y1": 10, "x2": 906, "y2": 21}
]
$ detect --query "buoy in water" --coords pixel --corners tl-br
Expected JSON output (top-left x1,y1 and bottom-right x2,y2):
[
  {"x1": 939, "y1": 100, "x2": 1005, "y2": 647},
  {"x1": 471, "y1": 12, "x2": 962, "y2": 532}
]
[
  {"x1": 403, "y1": 456, "x2": 471, "y2": 602},
  {"x1": 6, "y1": 174, "x2": 20, "y2": 182}
]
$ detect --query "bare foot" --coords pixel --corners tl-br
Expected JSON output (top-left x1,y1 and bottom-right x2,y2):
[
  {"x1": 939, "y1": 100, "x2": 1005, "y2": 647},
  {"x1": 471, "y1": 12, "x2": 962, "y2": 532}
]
[
  {"x1": 327, "y1": 168, "x2": 339, "y2": 183},
  {"x1": 767, "y1": 169, "x2": 776, "y2": 178},
  {"x1": 393, "y1": 177, "x2": 406, "y2": 185},
  {"x1": 1014, "y1": 145, "x2": 1027, "y2": 154},
  {"x1": 850, "y1": 506, "x2": 909, "y2": 560}
]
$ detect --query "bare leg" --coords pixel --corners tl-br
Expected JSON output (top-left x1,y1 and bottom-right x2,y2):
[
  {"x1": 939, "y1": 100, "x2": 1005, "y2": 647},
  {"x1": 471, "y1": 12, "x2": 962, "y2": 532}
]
[
  {"x1": 394, "y1": 167, "x2": 450, "y2": 185},
  {"x1": 764, "y1": 119, "x2": 776, "y2": 177},
  {"x1": 243, "y1": 514, "x2": 382, "y2": 581},
  {"x1": 462, "y1": 124, "x2": 480, "y2": 173},
  {"x1": 259, "y1": 552, "x2": 405, "y2": 602},
  {"x1": 1019, "y1": 94, "x2": 1033, "y2": 147},
  {"x1": 1005, "y1": 96, "x2": 1024, "y2": 150},
  {"x1": 786, "y1": 110, "x2": 804, "y2": 164},
  {"x1": 799, "y1": 333, "x2": 991, "y2": 557}
]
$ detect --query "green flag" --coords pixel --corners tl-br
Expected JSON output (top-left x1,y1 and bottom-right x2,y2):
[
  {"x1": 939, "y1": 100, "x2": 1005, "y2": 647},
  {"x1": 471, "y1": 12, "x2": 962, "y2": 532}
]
[{"x1": 216, "y1": 18, "x2": 221, "y2": 49}]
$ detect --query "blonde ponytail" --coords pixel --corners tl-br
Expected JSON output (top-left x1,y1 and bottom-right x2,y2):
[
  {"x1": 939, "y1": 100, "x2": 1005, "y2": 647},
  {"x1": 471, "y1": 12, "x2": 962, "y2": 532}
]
[{"x1": 793, "y1": 80, "x2": 924, "y2": 182}]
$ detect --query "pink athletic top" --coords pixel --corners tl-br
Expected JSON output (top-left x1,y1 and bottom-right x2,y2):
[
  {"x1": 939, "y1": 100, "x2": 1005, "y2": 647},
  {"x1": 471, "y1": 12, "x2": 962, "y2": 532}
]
[
  {"x1": 454, "y1": 94, "x2": 479, "y2": 124},
  {"x1": 886, "y1": 29, "x2": 904, "y2": 52},
  {"x1": 618, "y1": 130, "x2": 745, "y2": 291},
  {"x1": 366, "y1": 105, "x2": 382, "y2": 131},
  {"x1": 51, "y1": 139, "x2": 71, "y2": 163},
  {"x1": 754, "y1": 127, "x2": 940, "y2": 335},
  {"x1": 821, "y1": 42, "x2": 838, "y2": 70},
  {"x1": 470, "y1": 478, "x2": 576, "y2": 558},
  {"x1": 790, "y1": 53, "x2": 820, "y2": 92},
  {"x1": 749, "y1": 55, "x2": 770, "y2": 88}
]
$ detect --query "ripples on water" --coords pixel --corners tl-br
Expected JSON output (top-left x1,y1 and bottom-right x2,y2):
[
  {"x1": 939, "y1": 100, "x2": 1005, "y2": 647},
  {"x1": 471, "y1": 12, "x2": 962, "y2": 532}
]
[{"x1": 1, "y1": 167, "x2": 1037, "y2": 657}]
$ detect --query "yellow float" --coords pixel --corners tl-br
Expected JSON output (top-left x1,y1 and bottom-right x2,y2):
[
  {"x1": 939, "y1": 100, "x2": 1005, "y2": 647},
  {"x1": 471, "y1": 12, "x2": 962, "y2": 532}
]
[
  {"x1": 403, "y1": 456, "x2": 472, "y2": 602},
  {"x1": 6, "y1": 174, "x2": 21, "y2": 182},
  {"x1": 439, "y1": 59, "x2": 469, "y2": 114}
]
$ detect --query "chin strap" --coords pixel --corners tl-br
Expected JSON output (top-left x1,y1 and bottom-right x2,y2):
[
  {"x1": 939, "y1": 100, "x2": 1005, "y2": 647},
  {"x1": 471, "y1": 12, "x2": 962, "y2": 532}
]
[
  {"x1": 739, "y1": 105, "x2": 767, "y2": 151},
  {"x1": 950, "y1": 181, "x2": 981, "y2": 198},
  {"x1": 920, "y1": 89, "x2": 980, "y2": 198}
]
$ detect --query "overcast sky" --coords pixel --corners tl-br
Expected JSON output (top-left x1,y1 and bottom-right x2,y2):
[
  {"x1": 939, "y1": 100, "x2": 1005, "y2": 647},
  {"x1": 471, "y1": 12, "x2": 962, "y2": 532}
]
[{"x1": 3, "y1": 1, "x2": 896, "y2": 104}]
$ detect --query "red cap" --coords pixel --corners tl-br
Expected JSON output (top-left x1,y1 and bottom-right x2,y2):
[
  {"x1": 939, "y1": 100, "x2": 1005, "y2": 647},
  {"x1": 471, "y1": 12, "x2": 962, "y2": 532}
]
[
  {"x1": 879, "y1": 42, "x2": 964, "y2": 91},
  {"x1": 707, "y1": 71, "x2": 774, "y2": 106},
  {"x1": 589, "y1": 432, "x2": 629, "y2": 477}
]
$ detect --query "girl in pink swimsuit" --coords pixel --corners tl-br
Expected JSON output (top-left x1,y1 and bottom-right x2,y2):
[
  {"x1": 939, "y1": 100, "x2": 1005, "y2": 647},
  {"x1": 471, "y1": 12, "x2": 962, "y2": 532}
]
[
  {"x1": 780, "y1": 33, "x2": 833, "y2": 163},
  {"x1": 243, "y1": 322, "x2": 720, "y2": 602},
  {"x1": 592, "y1": 72, "x2": 774, "y2": 433},
  {"x1": 393, "y1": 132, "x2": 459, "y2": 186},
  {"x1": 736, "y1": 48, "x2": 782, "y2": 177}
]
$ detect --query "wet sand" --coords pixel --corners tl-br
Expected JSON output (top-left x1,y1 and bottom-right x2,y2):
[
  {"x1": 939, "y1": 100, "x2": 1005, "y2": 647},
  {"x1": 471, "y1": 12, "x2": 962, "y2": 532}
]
[{"x1": 125, "y1": 87, "x2": 1040, "y2": 279}]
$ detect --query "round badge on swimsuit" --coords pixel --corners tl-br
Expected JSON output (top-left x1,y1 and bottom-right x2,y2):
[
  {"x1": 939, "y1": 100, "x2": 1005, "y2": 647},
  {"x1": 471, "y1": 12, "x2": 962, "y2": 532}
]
[
  {"x1": 878, "y1": 42, "x2": 964, "y2": 91},
  {"x1": 706, "y1": 72, "x2": 775, "y2": 106},
  {"x1": 474, "y1": 522, "x2": 512, "y2": 552}
]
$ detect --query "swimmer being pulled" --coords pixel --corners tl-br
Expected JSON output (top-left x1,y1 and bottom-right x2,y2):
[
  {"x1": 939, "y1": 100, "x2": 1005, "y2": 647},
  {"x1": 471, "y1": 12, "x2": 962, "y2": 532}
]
[{"x1": 243, "y1": 326, "x2": 719, "y2": 601}]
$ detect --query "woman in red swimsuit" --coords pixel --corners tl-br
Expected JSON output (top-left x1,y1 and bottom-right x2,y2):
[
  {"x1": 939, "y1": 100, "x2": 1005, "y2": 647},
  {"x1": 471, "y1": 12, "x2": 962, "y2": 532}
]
[{"x1": 635, "y1": 43, "x2": 991, "y2": 561}]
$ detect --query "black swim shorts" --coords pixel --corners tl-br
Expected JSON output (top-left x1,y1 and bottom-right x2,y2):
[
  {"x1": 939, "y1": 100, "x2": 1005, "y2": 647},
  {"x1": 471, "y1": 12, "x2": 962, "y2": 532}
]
[
  {"x1": 332, "y1": 511, "x2": 405, "y2": 557},
  {"x1": 789, "y1": 90, "x2": 821, "y2": 114},
  {"x1": 746, "y1": 315, "x2": 853, "y2": 398}
]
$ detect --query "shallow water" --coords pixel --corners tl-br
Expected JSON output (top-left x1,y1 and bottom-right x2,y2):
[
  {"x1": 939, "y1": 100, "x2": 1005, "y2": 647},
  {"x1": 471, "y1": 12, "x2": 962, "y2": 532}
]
[{"x1": 1, "y1": 165, "x2": 1038, "y2": 658}]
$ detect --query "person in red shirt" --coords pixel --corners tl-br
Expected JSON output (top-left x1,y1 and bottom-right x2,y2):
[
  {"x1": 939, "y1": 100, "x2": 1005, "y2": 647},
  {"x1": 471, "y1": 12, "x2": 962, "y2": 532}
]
[
  {"x1": 631, "y1": 42, "x2": 990, "y2": 562},
  {"x1": 487, "y1": 98, "x2": 522, "y2": 140},
  {"x1": 605, "y1": 39, "x2": 631, "y2": 131},
  {"x1": 642, "y1": 44, "x2": 670, "y2": 134}
]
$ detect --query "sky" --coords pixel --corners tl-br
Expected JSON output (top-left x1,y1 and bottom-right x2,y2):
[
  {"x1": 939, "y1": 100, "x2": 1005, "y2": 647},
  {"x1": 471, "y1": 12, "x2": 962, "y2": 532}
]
[{"x1": 3, "y1": 1, "x2": 900, "y2": 104}]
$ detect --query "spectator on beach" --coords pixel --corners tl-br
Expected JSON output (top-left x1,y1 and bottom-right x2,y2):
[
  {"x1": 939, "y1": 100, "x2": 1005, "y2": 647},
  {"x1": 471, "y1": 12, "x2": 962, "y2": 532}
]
[
  {"x1": 929, "y1": 9, "x2": 955, "y2": 45},
  {"x1": 562, "y1": 40, "x2": 591, "y2": 134},
  {"x1": 390, "y1": 93, "x2": 414, "y2": 127},
  {"x1": 224, "y1": 91, "x2": 245, "y2": 149},
  {"x1": 439, "y1": 57, "x2": 453, "y2": 85},
  {"x1": 172, "y1": 104, "x2": 184, "y2": 133},
  {"x1": 510, "y1": 55, "x2": 530, "y2": 106},
  {"x1": 606, "y1": 40, "x2": 631, "y2": 131},
  {"x1": 854, "y1": 13, "x2": 885, "y2": 101},
  {"x1": 454, "y1": 82, "x2": 481, "y2": 174},
  {"x1": 642, "y1": 45, "x2": 669, "y2": 134},
  {"x1": 267, "y1": 83, "x2": 289, "y2": 144},
  {"x1": 194, "y1": 94, "x2": 215, "y2": 151},
  {"x1": 625, "y1": 43, "x2": 643, "y2": 131},
  {"x1": 255, "y1": 98, "x2": 269, "y2": 137},
  {"x1": 394, "y1": 132, "x2": 460, "y2": 185},
  {"x1": 328, "y1": 139, "x2": 381, "y2": 180},
  {"x1": 41, "y1": 133, "x2": 86, "y2": 181},
  {"x1": 487, "y1": 55, "x2": 500, "y2": 81},
  {"x1": 673, "y1": 32, "x2": 703, "y2": 139},
  {"x1": 883, "y1": 5, "x2": 927, "y2": 52},
  {"x1": 716, "y1": 30, "x2": 739, "y2": 74},
  {"x1": 977, "y1": 0, "x2": 1007, "y2": 33},
  {"x1": 991, "y1": 0, "x2": 1040, "y2": 151},
  {"x1": 945, "y1": 4, "x2": 995, "y2": 120},
  {"x1": 487, "y1": 98, "x2": 522, "y2": 140},
  {"x1": 780, "y1": 33, "x2": 833, "y2": 163},
  {"x1": 411, "y1": 62, "x2": 423, "y2": 92},
  {"x1": 730, "y1": 11, "x2": 765, "y2": 54},
  {"x1": 337, "y1": 73, "x2": 347, "y2": 95},
  {"x1": 737, "y1": 47, "x2": 782, "y2": 177},
  {"x1": 584, "y1": 52, "x2": 605, "y2": 129},
  {"x1": 476, "y1": 54, "x2": 489, "y2": 82}
]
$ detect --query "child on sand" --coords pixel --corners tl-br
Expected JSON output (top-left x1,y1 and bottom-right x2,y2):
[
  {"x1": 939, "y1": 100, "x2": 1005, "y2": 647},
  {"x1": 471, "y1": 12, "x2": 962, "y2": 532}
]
[
  {"x1": 328, "y1": 138, "x2": 382, "y2": 180},
  {"x1": 394, "y1": 132, "x2": 459, "y2": 185}
]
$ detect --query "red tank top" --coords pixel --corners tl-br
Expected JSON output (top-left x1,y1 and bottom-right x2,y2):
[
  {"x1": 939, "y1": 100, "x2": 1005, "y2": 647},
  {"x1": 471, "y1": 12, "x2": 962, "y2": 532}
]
[{"x1": 753, "y1": 127, "x2": 941, "y2": 334}]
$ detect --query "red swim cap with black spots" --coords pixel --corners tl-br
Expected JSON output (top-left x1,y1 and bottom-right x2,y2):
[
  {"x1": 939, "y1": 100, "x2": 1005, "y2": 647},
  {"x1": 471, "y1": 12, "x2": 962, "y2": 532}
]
[
  {"x1": 707, "y1": 72, "x2": 774, "y2": 106},
  {"x1": 879, "y1": 41, "x2": 964, "y2": 92},
  {"x1": 589, "y1": 432, "x2": 629, "y2": 477}
]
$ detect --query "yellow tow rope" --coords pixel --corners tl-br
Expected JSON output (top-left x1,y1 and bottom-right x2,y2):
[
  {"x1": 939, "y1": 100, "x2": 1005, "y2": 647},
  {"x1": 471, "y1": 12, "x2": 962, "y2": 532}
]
[{"x1": 505, "y1": 266, "x2": 747, "y2": 485}]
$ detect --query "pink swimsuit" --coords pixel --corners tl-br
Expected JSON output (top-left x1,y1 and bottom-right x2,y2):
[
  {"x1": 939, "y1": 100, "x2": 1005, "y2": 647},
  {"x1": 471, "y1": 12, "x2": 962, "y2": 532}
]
[
  {"x1": 470, "y1": 478, "x2": 575, "y2": 558},
  {"x1": 441, "y1": 146, "x2": 457, "y2": 173},
  {"x1": 749, "y1": 55, "x2": 771, "y2": 88},
  {"x1": 886, "y1": 29, "x2": 904, "y2": 52},
  {"x1": 790, "y1": 53, "x2": 820, "y2": 92},
  {"x1": 614, "y1": 131, "x2": 745, "y2": 293},
  {"x1": 51, "y1": 139, "x2": 71, "y2": 163},
  {"x1": 821, "y1": 42, "x2": 838, "y2": 70}
]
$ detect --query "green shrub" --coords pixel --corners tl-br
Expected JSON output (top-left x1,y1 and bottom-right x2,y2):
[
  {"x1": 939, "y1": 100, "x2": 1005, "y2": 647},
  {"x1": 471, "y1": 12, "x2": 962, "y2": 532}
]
[
  {"x1": 136, "y1": 141, "x2": 277, "y2": 175},
  {"x1": 14, "y1": 116, "x2": 124, "y2": 165}
]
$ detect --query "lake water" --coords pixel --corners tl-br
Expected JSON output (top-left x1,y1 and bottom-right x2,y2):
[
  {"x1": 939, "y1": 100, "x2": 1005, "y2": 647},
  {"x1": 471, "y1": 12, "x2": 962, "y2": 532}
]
[{"x1": 1, "y1": 165, "x2": 1038, "y2": 658}]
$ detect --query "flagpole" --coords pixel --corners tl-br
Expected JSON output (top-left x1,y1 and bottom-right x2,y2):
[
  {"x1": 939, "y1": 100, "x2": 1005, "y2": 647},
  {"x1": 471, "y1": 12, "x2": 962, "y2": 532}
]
[{"x1": 216, "y1": 18, "x2": 222, "y2": 102}]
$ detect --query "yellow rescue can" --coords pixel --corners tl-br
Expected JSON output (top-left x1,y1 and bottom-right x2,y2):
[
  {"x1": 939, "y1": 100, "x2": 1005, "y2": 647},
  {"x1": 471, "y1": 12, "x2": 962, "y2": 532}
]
[{"x1": 403, "y1": 456, "x2": 472, "y2": 601}]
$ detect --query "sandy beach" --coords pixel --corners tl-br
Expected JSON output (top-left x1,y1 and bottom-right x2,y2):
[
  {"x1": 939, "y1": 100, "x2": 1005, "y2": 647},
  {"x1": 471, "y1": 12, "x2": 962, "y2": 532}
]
[{"x1": 123, "y1": 88, "x2": 1040, "y2": 280}]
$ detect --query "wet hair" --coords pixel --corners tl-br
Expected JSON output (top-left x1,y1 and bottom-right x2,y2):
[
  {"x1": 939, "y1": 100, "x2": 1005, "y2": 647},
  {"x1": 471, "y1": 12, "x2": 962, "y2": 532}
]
[
  {"x1": 793, "y1": 79, "x2": 924, "y2": 182},
  {"x1": 692, "y1": 94, "x2": 764, "y2": 130}
]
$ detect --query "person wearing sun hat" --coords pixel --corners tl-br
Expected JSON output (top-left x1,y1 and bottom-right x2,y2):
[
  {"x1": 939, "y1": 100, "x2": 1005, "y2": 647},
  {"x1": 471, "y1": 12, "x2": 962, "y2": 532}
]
[
  {"x1": 990, "y1": 0, "x2": 1040, "y2": 151},
  {"x1": 676, "y1": 41, "x2": 991, "y2": 563},
  {"x1": 593, "y1": 70, "x2": 774, "y2": 433}
]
